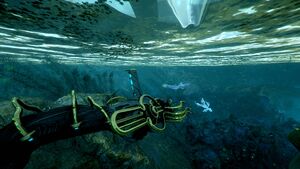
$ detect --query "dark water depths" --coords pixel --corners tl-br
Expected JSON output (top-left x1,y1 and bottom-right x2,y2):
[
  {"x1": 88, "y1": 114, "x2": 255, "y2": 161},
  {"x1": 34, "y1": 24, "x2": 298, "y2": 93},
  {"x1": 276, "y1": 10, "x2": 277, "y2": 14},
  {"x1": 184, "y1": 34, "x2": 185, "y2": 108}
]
[{"x1": 1, "y1": 62, "x2": 300, "y2": 168}]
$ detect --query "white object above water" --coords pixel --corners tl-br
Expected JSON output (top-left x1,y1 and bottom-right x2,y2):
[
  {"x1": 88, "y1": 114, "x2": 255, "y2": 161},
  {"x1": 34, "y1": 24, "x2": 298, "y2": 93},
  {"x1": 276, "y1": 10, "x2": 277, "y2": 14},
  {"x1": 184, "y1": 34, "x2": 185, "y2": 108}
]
[
  {"x1": 166, "y1": 0, "x2": 209, "y2": 28},
  {"x1": 195, "y1": 98, "x2": 212, "y2": 112},
  {"x1": 105, "y1": 0, "x2": 136, "y2": 18},
  {"x1": 162, "y1": 82, "x2": 190, "y2": 90},
  {"x1": 65, "y1": 0, "x2": 208, "y2": 28},
  {"x1": 64, "y1": 0, "x2": 97, "y2": 3},
  {"x1": 64, "y1": 0, "x2": 136, "y2": 18}
]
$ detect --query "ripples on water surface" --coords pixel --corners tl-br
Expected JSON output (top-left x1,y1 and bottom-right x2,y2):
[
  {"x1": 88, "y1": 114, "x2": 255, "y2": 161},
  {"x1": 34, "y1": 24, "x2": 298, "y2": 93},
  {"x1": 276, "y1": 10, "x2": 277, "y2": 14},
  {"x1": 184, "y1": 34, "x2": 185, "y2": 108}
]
[{"x1": 0, "y1": 0, "x2": 299, "y2": 66}]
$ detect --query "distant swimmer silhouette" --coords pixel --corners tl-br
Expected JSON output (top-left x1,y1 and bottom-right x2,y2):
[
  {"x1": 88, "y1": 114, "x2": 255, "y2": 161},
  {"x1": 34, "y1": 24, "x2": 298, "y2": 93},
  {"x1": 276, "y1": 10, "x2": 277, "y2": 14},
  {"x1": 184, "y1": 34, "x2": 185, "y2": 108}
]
[
  {"x1": 195, "y1": 98, "x2": 213, "y2": 112},
  {"x1": 162, "y1": 82, "x2": 190, "y2": 90}
]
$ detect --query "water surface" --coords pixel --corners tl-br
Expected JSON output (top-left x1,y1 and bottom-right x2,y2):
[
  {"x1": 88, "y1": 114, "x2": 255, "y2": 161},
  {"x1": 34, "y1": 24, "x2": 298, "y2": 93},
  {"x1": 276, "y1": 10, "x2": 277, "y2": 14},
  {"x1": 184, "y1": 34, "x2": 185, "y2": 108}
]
[{"x1": 0, "y1": 0, "x2": 299, "y2": 65}]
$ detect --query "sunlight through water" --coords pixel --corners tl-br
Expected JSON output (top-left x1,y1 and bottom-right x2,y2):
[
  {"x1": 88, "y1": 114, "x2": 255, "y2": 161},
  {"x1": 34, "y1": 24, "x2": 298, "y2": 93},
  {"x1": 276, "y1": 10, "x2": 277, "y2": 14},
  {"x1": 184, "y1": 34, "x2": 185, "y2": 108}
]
[{"x1": 0, "y1": 0, "x2": 299, "y2": 66}]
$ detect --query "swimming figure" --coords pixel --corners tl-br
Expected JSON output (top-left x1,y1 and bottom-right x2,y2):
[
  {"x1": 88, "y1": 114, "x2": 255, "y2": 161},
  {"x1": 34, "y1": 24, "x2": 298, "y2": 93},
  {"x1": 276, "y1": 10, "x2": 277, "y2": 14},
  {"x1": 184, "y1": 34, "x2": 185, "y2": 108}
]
[
  {"x1": 195, "y1": 98, "x2": 212, "y2": 112},
  {"x1": 162, "y1": 82, "x2": 190, "y2": 90}
]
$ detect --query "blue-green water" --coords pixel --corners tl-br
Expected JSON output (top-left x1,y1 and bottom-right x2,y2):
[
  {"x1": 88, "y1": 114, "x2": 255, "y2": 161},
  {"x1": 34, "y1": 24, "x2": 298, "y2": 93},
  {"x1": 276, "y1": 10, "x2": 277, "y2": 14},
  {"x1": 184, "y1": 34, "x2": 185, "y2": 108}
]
[
  {"x1": 1, "y1": 62, "x2": 300, "y2": 169},
  {"x1": 0, "y1": 0, "x2": 299, "y2": 65},
  {"x1": 0, "y1": 0, "x2": 300, "y2": 169}
]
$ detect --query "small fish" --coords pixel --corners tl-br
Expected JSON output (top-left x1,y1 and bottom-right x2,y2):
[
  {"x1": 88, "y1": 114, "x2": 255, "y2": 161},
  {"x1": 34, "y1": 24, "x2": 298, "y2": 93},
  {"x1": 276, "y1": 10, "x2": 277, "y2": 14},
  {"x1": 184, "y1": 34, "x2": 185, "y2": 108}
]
[
  {"x1": 195, "y1": 98, "x2": 212, "y2": 112},
  {"x1": 162, "y1": 82, "x2": 190, "y2": 90}
]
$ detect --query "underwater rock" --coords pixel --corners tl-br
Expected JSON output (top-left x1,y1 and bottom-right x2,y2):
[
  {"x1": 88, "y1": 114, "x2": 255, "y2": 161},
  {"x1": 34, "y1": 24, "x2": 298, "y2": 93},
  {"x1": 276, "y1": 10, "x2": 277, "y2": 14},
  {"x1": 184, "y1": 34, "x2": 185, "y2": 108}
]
[
  {"x1": 25, "y1": 131, "x2": 155, "y2": 169},
  {"x1": 289, "y1": 153, "x2": 300, "y2": 169},
  {"x1": 288, "y1": 128, "x2": 300, "y2": 151},
  {"x1": 185, "y1": 115, "x2": 299, "y2": 169},
  {"x1": 192, "y1": 147, "x2": 220, "y2": 169}
]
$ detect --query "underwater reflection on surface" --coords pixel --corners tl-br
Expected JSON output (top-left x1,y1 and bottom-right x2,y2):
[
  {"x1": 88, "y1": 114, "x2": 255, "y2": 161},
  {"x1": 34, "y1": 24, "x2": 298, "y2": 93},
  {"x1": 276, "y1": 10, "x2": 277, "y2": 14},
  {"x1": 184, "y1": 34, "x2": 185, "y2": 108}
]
[{"x1": 0, "y1": 0, "x2": 299, "y2": 65}]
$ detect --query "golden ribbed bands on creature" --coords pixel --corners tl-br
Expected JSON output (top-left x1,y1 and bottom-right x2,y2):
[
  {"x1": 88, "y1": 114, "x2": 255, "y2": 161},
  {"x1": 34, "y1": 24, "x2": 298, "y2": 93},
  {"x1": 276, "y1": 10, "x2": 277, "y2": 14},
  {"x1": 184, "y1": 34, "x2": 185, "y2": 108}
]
[{"x1": 12, "y1": 90, "x2": 189, "y2": 142}]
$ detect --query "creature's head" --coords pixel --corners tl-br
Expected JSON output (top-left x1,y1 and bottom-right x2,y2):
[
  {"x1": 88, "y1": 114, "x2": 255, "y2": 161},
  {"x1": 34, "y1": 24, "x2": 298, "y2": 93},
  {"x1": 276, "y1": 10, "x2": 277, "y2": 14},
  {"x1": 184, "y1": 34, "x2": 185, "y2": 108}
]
[{"x1": 109, "y1": 94, "x2": 190, "y2": 136}]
